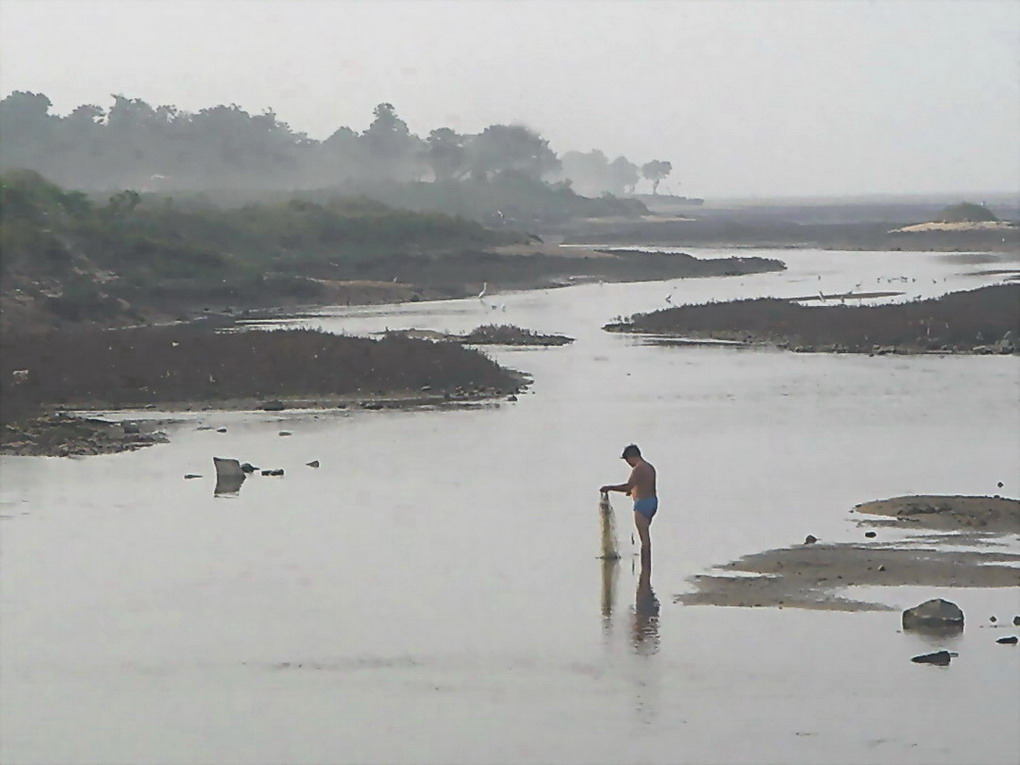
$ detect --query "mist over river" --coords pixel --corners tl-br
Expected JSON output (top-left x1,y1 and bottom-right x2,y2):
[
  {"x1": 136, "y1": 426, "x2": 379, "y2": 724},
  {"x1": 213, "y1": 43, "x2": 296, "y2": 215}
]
[{"x1": 2, "y1": 247, "x2": 1018, "y2": 765}]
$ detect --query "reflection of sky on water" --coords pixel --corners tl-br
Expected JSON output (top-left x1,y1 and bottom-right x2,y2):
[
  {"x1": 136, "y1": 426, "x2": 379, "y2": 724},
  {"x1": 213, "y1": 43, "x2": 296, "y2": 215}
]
[{"x1": 2, "y1": 248, "x2": 1018, "y2": 765}]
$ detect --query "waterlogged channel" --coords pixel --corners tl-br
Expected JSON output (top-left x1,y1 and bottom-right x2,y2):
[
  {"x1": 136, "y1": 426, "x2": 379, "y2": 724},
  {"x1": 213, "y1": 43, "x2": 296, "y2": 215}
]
[{"x1": 2, "y1": 248, "x2": 1018, "y2": 765}]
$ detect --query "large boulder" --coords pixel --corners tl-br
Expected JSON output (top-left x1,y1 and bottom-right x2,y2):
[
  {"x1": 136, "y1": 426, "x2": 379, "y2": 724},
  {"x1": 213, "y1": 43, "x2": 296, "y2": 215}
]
[{"x1": 902, "y1": 598, "x2": 964, "y2": 632}]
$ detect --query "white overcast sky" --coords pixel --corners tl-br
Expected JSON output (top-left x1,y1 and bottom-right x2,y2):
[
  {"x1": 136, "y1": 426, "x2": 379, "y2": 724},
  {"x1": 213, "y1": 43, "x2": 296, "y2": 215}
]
[{"x1": 2, "y1": 0, "x2": 1018, "y2": 198}]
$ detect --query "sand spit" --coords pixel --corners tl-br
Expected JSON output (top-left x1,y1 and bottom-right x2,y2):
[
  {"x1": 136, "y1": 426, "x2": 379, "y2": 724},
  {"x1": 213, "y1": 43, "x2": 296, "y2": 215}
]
[
  {"x1": 676, "y1": 495, "x2": 1020, "y2": 611},
  {"x1": 853, "y1": 494, "x2": 1020, "y2": 534}
]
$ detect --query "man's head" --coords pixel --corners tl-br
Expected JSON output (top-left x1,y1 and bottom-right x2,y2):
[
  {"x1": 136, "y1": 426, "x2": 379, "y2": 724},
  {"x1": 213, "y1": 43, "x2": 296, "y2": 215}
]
[{"x1": 621, "y1": 444, "x2": 642, "y2": 465}]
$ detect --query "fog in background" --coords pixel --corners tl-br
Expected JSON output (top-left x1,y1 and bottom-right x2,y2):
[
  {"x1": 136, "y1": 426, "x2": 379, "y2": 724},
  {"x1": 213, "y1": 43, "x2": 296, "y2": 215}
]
[{"x1": 1, "y1": 0, "x2": 1018, "y2": 199}]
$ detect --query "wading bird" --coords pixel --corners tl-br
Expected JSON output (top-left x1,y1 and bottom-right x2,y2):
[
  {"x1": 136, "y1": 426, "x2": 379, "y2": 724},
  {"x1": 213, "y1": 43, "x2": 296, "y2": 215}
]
[{"x1": 478, "y1": 282, "x2": 488, "y2": 301}]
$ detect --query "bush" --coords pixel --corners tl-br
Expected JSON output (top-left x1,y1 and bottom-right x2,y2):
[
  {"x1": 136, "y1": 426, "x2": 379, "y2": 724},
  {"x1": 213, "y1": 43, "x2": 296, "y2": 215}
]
[{"x1": 937, "y1": 202, "x2": 999, "y2": 223}]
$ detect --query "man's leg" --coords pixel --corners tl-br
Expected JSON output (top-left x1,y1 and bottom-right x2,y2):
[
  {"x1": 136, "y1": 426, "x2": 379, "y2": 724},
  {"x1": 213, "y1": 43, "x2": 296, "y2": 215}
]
[{"x1": 634, "y1": 511, "x2": 652, "y2": 570}]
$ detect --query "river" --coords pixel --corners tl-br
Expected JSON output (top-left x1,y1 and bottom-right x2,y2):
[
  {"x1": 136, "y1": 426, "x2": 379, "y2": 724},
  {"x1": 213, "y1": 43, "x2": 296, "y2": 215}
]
[{"x1": 2, "y1": 247, "x2": 1018, "y2": 765}]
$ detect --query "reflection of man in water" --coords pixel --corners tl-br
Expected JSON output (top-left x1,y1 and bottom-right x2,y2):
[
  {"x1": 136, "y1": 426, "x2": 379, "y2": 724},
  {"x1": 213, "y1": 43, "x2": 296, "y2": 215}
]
[
  {"x1": 632, "y1": 563, "x2": 660, "y2": 654},
  {"x1": 600, "y1": 444, "x2": 657, "y2": 569}
]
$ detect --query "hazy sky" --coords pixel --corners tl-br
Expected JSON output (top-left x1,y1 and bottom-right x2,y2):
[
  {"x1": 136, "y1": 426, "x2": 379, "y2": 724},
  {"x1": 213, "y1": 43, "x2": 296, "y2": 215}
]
[{"x1": 2, "y1": 0, "x2": 1018, "y2": 198}]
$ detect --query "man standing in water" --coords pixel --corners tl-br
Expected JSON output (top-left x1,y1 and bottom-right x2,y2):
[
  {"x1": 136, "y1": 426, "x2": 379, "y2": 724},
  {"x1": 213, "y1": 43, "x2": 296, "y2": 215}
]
[{"x1": 600, "y1": 444, "x2": 657, "y2": 569}]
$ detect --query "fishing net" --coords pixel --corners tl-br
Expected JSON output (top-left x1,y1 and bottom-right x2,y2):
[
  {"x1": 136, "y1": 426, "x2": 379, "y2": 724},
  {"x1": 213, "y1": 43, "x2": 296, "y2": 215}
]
[{"x1": 598, "y1": 491, "x2": 621, "y2": 560}]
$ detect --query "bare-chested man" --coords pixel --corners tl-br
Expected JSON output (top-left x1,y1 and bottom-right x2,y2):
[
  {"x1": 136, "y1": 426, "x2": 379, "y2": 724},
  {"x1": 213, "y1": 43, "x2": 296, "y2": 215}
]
[{"x1": 600, "y1": 444, "x2": 657, "y2": 569}]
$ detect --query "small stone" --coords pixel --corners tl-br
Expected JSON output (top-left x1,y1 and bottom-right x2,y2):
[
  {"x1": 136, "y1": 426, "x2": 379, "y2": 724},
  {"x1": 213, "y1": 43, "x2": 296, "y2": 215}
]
[
  {"x1": 279, "y1": 431, "x2": 292, "y2": 437},
  {"x1": 1014, "y1": 616, "x2": 1020, "y2": 626},
  {"x1": 864, "y1": 531, "x2": 877, "y2": 538},
  {"x1": 184, "y1": 474, "x2": 201, "y2": 479},
  {"x1": 260, "y1": 400, "x2": 286, "y2": 411},
  {"x1": 990, "y1": 615, "x2": 997, "y2": 623},
  {"x1": 240, "y1": 463, "x2": 258, "y2": 473},
  {"x1": 996, "y1": 636, "x2": 1018, "y2": 645},
  {"x1": 507, "y1": 394, "x2": 518, "y2": 402},
  {"x1": 306, "y1": 460, "x2": 320, "y2": 468},
  {"x1": 877, "y1": 565, "x2": 886, "y2": 572},
  {"x1": 911, "y1": 650, "x2": 952, "y2": 665},
  {"x1": 216, "y1": 427, "x2": 227, "y2": 433},
  {"x1": 804, "y1": 535, "x2": 818, "y2": 545}
]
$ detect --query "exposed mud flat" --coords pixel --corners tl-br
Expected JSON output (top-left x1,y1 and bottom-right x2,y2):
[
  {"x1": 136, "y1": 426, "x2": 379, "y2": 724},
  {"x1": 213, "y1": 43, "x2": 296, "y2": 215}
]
[
  {"x1": 853, "y1": 494, "x2": 1020, "y2": 534},
  {"x1": 0, "y1": 414, "x2": 170, "y2": 457},
  {"x1": 676, "y1": 495, "x2": 1020, "y2": 611}
]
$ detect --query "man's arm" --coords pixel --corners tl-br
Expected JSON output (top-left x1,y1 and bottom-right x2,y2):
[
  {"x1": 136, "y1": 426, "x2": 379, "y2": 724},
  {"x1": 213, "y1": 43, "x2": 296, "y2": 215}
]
[{"x1": 600, "y1": 467, "x2": 637, "y2": 494}]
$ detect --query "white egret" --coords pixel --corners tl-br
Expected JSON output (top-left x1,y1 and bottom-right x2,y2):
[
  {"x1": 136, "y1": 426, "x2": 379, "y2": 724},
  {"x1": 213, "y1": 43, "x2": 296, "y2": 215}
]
[{"x1": 478, "y1": 282, "x2": 488, "y2": 300}]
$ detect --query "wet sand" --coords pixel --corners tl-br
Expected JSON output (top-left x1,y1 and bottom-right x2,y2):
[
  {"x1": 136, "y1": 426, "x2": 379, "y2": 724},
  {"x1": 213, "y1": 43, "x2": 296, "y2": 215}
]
[
  {"x1": 854, "y1": 494, "x2": 1020, "y2": 534},
  {"x1": 676, "y1": 495, "x2": 1020, "y2": 611}
]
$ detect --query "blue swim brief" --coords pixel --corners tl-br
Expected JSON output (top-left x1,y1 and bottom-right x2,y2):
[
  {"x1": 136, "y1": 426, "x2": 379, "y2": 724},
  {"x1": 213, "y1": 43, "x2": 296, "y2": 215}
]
[{"x1": 633, "y1": 497, "x2": 658, "y2": 520}]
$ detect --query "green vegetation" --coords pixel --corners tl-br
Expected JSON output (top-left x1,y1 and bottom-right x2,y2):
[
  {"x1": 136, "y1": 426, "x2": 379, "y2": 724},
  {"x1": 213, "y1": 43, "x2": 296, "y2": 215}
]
[
  {"x1": 0, "y1": 170, "x2": 526, "y2": 326},
  {"x1": 0, "y1": 92, "x2": 662, "y2": 221},
  {"x1": 0, "y1": 324, "x2": 523, "y2": 425},
  {"x1": 936, "y1": 202, "x2": 999, "y2": 223},
  {"x1": 605, "y1": 285, "x2": 1020, "y2": 353},
  {"x1": 350, "y1": 175, "x2": 646, "y2": 227}
]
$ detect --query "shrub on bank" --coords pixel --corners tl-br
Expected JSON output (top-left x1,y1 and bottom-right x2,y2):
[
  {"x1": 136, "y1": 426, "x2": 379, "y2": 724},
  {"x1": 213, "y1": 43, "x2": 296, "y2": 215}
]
[
  {"x1": 606, "y1": 284, "x2": 1020, "y2": 351},
  {"x1": 0, "y1": 324, "x2": 522, "y2": 424}
]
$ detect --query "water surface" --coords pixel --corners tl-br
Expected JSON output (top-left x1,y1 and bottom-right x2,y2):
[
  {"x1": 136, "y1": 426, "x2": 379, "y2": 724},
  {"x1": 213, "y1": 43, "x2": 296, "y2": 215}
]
[{"x1": 2, "y1": 248, "x2": 1018, "y2": 765}]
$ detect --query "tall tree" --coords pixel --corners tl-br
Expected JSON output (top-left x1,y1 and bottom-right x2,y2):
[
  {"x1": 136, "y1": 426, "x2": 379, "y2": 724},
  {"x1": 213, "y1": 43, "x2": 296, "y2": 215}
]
[
  {"x1": 607, "y1": 156, "x2": 639, "y2": 195},
  {"x1": 560, "y1": 149, "x2": 610, "y2": 196},
  {"x1": 0, "y1": 91, "x2": 59, "y2": 175},
  {"x1": 640, "y1": 160, "x2": 672, "y2": 195},
  {"x1": 361, "y1": 103, "x2": 422, "y2": 181},
  {"x1": 425, "y1": 127, "x2": 467, "y2": 182},
  {"x1": 468, "y1": 124, "x2": 560, "y2": 182}
]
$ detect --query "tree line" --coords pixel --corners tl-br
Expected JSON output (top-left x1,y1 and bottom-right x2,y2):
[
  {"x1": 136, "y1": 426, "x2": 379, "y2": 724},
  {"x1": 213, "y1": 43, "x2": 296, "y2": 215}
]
[{"x1": 0, "y1": 91, "x2": 672, "y2": 197}]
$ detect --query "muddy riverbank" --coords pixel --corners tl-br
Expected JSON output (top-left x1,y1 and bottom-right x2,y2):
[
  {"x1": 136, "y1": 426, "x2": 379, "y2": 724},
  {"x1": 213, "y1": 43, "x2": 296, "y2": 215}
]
[{"x1": 676, "y1": 495, "x2": 1020, "y2": 611}]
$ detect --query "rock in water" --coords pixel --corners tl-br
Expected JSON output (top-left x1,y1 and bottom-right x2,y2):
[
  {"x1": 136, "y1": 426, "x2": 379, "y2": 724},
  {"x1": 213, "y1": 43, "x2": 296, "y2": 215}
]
[
  {"x1": 804, "y1": 535, "x2": 818, "y2": 545},
  {"x1": 902, "y1": 598, "x2": 964, "y2": 632},
  {"x1": 911, "y1": 650, "x2": 952, "y2": 666},
  {"x1": 996, "y1": 636, "x2": 1018, "y2": 645}
]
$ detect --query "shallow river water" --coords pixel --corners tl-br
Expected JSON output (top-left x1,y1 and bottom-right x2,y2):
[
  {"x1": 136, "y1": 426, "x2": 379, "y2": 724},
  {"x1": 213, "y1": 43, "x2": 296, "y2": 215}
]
[{"x1": 2, "y1": 248, "x2": 1019, "y2": 765}]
